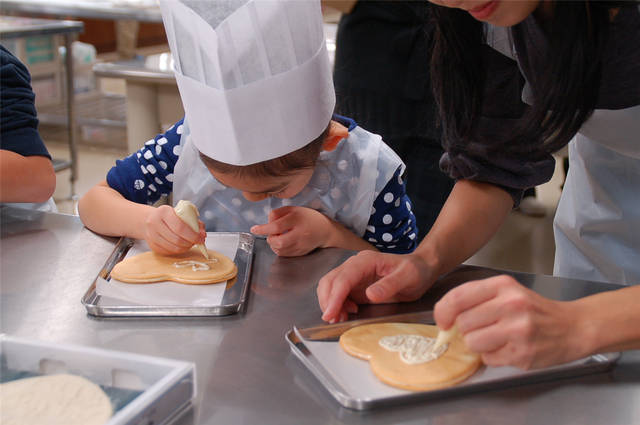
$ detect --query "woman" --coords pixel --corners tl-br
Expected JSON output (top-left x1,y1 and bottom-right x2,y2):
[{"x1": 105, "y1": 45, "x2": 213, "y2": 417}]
[{"x1": 317, "y1": 0, "x2": 640, "y2": 370}]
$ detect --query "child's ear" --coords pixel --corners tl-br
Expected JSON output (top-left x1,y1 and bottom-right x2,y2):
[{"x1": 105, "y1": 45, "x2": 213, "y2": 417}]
[{"x1": 322, "y1": 121, "x2": 349, "y2": 152}]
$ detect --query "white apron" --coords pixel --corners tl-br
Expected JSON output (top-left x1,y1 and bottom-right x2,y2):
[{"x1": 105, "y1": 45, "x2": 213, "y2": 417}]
[
  {"x1": 173, "y1": 119, "x2": 404, "y2": 237},
  {"x1": 553, "y1": 105, "x2": 640, "y2": 284},
  {"x1": 486, "y1": 23, "x2": 640, "y2": 285}
]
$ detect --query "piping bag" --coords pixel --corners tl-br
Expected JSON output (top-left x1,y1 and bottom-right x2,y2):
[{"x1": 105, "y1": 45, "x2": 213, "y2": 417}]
[
  {"x1": 174, "y1": 200, "x2": 209, "y2": 259},
  {"x1": 432, "y1": 324, "x2": 459, "y2": 353}
]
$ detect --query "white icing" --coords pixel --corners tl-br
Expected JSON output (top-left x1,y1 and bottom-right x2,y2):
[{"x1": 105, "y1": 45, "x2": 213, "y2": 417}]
[
  {"x1": 173, "y1": 258, "x2": 217, "y2": 271},
  {"x1": 379, "y1": 334, "x2": 448, "y2": 364}
]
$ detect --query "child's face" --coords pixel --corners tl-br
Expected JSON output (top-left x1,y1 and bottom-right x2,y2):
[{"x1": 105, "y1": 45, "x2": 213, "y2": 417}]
[
  {"x1": 428, "y1": 0, "x2": 541, "y2": 27},
  {"x1": 207, "y1": 167, "x2": 315, "y2": 202}
]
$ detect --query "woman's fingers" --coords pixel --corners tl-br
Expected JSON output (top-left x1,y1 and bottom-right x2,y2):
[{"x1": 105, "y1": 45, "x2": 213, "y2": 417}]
[
  {"x1": 463, "y1": 321, "x2": 510, "y2": 354},
  {"x1": 434, "y1": 275, "x2": 509, "y2": 329},
  {"x1": 365, "y1": 255, "x2": 430, "y2": 302},
  {"x1": 318, "y1": 252, "x2": 381, "y2": 321},
  {"x1": 344, "y1": 298, "x2": 359, "y2": 314},
  {"x1": 455, "y1": 295, "x2": 505, "y2": 334},
  {"x1": 322, "y1": 272, "x2": 364, "y2": 322},
  {"x1": 318, "y1": 252, "x2": 433, "y2": 322}
]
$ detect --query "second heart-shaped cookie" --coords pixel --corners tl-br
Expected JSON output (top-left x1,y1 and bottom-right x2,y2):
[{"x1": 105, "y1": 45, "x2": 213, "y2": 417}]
[{"x1": 339, "y1": 322, "x2": 482, "y2": 391}]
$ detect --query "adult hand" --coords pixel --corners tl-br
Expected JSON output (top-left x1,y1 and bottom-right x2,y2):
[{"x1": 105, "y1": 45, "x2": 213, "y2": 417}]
[
  {"x1": 434, "y1": 275, "x2": 587, "y2": 369},
  {"x1": 317, "y1": 250, "x2": 437, "y2": 323},
  {"x1": 251, "y1": 206, "x2": 334, "y2": 257},
  {"x1": 143, "y1": 204, "x2": 206, "y2": 255}
]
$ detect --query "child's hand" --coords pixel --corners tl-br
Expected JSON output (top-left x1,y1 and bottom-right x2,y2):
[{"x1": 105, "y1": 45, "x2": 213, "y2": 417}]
[
  {"x1": 143, "y1": 204, "x2": 206, "y2": 255},
  {"x1": 250, "y1": 206, "x2": 333, "y2": 257}
]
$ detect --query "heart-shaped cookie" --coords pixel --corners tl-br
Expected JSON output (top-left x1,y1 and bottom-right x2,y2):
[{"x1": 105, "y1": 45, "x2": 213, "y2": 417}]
[
  {"x1": 110, "y1": 246, "x2": 237, "y2": 285},
  {"x1": 339, "y1": 323, "x2": 482, "y2": 391}
]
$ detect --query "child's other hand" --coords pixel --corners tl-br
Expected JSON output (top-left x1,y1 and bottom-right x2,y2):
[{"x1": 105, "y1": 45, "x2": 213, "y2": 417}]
[
  {"x1": 143, "y1": 205, "x2": 206, "y2": 255},
  {"x1": 250, "y1": 206, "x2": 332, "y2": 257}
]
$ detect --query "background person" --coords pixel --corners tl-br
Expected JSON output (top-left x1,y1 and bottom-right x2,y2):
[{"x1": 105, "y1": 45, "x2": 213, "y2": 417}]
[
  {"x1": 331, "y1": 0, "x2": 455, "y2": 235},
  {"x1": 0, "y1": 45, "x2": 56, "y2": 211}
]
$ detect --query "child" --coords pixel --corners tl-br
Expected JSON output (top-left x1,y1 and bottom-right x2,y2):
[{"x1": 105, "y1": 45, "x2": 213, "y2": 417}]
[{"x1": 78, "y1": 0, "x2": 417, "y2": 257}]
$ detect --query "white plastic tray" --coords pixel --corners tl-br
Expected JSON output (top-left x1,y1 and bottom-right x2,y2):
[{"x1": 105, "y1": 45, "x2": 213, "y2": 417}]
[{"x1": 1, "y1": 334, "x2": 196, "y2": 424}]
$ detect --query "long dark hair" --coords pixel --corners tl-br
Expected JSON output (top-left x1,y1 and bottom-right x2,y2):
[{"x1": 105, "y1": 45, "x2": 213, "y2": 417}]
[{"x1": 430, "y1": 1, "x2": 627, "y2": 156}]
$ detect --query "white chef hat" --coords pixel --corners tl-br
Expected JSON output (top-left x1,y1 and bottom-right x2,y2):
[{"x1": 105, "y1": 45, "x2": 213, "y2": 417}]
[{"x1": 159, "y1": 0, "x2": 335, "y2": 166}]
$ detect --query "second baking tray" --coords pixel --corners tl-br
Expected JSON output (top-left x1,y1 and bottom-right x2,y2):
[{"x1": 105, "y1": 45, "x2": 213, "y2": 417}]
[
  {"x1": 287, "y1": 321, "x2": 620, "y2": 410},
  {"x1": 82, "y1": 232, "x2": 253, "y2": 317}
]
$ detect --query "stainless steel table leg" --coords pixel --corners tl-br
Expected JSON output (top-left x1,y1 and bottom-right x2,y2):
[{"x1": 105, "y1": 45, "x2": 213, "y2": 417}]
[
  {"x1": 125, "y1": 81, "x2": 159, "y2": 154},
  {"x1": 64, "y1": 33, "x2": 78, "y2": 200}
]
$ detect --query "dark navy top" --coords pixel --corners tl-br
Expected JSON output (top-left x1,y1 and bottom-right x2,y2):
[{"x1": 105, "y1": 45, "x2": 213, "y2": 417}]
[
  {"x1": 107, "y1": 116, "x2": 418, "y2": 253},
  {"x1": 439, "y1": 5, "x2": 640, "y2": 205},
  {"x1": 0, "y1": 45, "x2": 50, "y2": 159}
]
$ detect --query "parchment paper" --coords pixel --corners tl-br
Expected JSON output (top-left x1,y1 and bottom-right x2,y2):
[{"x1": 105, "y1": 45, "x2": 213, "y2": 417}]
[{"x1": 96, "y1": 233, "x2": 239, "y2": 306}]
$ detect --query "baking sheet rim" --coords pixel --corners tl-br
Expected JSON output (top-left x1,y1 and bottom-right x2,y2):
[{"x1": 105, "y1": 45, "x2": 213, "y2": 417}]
[
  {"x1": 285, "y1": 328, "x2": 620, "y2": 410},
  {"x1": 81, "y1": 232, "x2": 254, "y2": 317}
]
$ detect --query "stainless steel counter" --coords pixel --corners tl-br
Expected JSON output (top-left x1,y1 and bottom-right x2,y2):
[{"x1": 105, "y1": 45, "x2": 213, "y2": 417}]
[{"x1": 1, "y1": 206, "x2": 639, "y2": 424}]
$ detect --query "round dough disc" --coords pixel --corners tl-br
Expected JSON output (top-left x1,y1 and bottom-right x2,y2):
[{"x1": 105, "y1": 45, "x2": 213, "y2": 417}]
[
  {"x1": 339, "y1": 322, "x2": 482, "y2": 391},
  {"x1": 0, "y1": 374, "x2": 113, "y2": 425}
]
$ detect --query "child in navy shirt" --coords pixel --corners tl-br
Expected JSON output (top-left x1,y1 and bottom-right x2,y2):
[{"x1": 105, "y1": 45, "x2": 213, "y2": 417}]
[{"x1": 79, "y1": 115, "x2": 418, "y2": 257}]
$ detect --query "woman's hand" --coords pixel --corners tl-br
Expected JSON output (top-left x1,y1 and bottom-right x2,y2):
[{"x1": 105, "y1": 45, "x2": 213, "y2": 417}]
[
  {"x1": 143, "y1": 204, "x2": 206, "y2": 255},
  {"x1": 251, "y1": 206, "x2": 338, "y2": 257},
  {"x1": 434, "y1": 275, "x2": 589, "y2": 369},
  {"x1": 317, "y1": 250, "x2": 438, "y2": 323}
]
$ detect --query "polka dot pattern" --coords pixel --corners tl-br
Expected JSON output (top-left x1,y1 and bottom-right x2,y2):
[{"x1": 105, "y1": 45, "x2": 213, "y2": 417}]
[
  {"x1": 107, "y1": 117, "x2": 418, "y2": 255},
  {"x1": 362, "y1": 167, "x2": 418, "y2": 254},
  {"x1": 107, "y1": 118, "x2": 185, "y2": 205}
]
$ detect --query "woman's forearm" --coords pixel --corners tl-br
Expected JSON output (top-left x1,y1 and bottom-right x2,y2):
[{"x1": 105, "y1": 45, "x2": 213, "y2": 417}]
[
  {"x1": 78, "y1": 180, "x2": 153, "y2": 239},
  {"x1": 572, "y1": 285, "x2": 640, "y2": 355},
  {"x1": 415, "y1": 180, "x2": 514, "y2": 278}
]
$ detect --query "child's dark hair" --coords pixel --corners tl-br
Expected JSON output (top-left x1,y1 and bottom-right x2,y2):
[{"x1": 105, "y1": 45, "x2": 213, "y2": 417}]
[
  {"x1": 430, "y1": 1, "x2": 632, "y2": 157},
  {"x1": 200, "y1": 123, "x2": 331, "y2": 179}
]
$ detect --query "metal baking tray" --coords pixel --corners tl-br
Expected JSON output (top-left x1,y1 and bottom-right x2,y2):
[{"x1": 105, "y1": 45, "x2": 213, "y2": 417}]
[
  {"x1": 286, "y1": 315, "x2": 620, "y2": 410},
  {"x1": 82, "y1": 232, "x2": 254, "y2": 317},
  {"x1": 1, "y1": 334, "x2": 195, "y2": 425}
]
